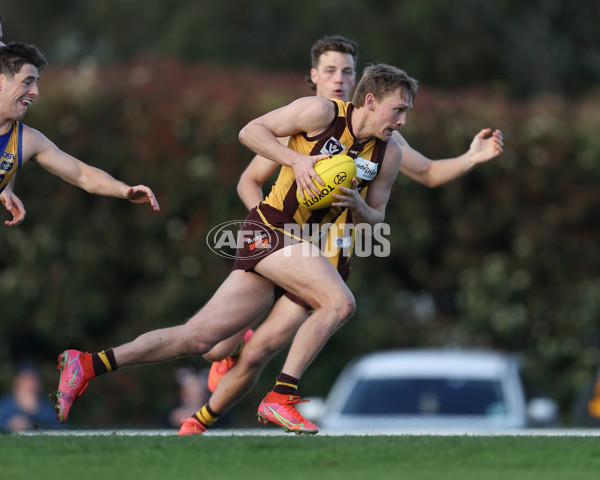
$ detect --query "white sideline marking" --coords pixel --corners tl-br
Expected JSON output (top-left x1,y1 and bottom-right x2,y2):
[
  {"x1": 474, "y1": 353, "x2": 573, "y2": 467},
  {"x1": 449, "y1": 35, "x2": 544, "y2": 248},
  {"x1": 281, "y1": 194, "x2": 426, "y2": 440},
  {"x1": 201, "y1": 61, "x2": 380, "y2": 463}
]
[{"x1": 16, "y1": 428, "x2": 600, "y2": 437}]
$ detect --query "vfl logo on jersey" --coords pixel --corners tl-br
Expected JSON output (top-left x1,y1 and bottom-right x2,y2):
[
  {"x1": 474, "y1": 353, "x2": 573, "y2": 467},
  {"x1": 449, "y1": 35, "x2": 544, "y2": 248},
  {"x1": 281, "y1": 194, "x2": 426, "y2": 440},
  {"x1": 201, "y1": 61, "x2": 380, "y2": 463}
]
[
  {"x1": 320, "y1": 137, "x2": 344, "y2": 156},
  {"x1": 0, "y1": 160, "x2": 14, "y2": 172},
  {"x1": 354, "y1": 157, "x2": 378, "y2": 181}
]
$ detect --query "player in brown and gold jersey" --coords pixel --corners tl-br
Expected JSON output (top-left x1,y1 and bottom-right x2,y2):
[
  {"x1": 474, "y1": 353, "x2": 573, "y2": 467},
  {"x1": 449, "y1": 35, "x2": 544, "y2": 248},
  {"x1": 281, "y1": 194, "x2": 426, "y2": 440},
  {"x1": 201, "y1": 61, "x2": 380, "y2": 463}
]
[
  {"x1": 54, "y1": 46, "x2": 501, "y2": 436},
  {"x1": 179, "y1": 36, "x2": 503, "y2": 435},
  {"x1": 53, "y1": 61, "x2": 417, "y2": 432}
]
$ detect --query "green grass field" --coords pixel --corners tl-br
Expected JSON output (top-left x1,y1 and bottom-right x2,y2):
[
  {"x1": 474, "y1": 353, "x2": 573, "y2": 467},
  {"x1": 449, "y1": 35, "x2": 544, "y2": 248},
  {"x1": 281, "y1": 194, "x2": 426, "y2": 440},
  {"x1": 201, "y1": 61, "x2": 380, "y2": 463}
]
[{"x1": 2, "y1": 433, "x2": 599, "y2": 480}]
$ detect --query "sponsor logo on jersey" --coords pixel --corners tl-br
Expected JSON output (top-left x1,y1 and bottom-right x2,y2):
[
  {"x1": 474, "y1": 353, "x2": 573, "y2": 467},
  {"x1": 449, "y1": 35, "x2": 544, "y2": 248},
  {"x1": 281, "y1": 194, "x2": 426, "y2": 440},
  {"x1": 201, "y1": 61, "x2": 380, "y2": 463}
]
[
  {"x1": 247, "y1": 231, "x2": 269, "y2": 251},
  {"x1": 354, "y1": 157, "x2": 378, "y2": 181}
]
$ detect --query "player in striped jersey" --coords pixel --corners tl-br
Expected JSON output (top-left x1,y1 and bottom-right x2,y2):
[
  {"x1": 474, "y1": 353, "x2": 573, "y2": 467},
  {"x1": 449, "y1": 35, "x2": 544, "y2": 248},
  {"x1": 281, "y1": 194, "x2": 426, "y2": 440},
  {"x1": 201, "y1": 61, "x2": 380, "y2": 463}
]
[
  {"x1": 0, "y1": 40, "x2": 160, "y2": 226},
  {"x1": 53, "y1": 61, "x2": 418, "y2": 429},
  {"x1": 178, "y1": 36, "x2": 360, "y2": 435},
  {"x1": 179, "y1": 36, "x2": 503, "y2": 435}
]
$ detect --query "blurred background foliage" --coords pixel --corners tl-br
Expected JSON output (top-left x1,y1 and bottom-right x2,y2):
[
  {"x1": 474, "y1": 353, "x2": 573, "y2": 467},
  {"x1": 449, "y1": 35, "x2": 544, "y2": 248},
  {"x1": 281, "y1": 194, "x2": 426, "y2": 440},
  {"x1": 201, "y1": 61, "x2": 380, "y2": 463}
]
[
  {"x1": 1, "y1": 0, "x2": 599, "y2": 427},
  {"x1": 2, "y1": 0, "x2": 599, "y2": 97}
]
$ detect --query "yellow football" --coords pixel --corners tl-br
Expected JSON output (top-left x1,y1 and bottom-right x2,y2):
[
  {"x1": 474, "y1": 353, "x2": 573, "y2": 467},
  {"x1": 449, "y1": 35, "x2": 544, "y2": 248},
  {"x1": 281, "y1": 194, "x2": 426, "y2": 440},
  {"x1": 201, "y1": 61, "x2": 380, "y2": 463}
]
[{"x1": 296, "y1": 154, "x2": 357, "y2": 210}]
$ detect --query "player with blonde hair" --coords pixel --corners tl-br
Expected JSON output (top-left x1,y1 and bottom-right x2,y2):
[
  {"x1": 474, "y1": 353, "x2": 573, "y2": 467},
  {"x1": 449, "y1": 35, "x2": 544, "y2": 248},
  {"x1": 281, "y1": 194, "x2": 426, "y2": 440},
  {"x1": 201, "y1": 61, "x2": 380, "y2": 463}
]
[
  {"x1": 54, "y1": 58, "x2": 417, "y2": 428},
  {"x1": 179, "y1": 35, "x2": 503, "y2": 435}
]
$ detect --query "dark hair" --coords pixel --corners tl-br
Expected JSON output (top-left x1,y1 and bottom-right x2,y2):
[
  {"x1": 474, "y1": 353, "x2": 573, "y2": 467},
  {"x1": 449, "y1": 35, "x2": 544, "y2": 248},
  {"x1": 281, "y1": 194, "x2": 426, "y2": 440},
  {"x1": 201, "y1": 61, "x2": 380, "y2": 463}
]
[
  {"x1": 306, "y1": 35, "x2": 358, "y2": 91},
  {"x1": 352, "y1": 63, "x2": 419, "y2": 107},
  {"x1": 0, "y1": 41, "x2": 48, "y2": 76},
  {"x1": 15, "y1": 360, "x2": 41, "y2": 377}
]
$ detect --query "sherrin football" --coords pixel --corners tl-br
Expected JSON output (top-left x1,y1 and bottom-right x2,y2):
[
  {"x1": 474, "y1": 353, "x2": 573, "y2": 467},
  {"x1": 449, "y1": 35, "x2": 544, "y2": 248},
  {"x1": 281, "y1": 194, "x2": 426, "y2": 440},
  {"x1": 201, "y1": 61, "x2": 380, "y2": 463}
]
[{"x1": 296, "y1": 154, "x2": 357, "y2": 210}]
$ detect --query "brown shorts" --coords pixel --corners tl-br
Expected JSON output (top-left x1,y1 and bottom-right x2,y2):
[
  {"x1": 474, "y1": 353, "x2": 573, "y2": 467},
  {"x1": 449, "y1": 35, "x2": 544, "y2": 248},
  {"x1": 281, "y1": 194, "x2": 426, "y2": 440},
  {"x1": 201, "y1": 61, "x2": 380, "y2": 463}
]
[
  {"x1": 232, "y1": 203, "x2": 305, "y2": 273},
  {"x1": 232, "y1": 203, "x2": 351, "y2": 312}
]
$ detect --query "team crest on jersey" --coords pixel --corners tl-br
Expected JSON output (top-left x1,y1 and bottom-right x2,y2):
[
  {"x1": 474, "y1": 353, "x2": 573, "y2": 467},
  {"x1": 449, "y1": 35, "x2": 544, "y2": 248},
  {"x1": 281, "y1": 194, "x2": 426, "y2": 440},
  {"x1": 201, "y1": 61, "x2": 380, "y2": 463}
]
[
  {"x1": 320, "y1": 137, "x2": 344, "y2": 156},
  {"x1": 0, "y1": 160, "x2": 14, "y2": 172},
  {"x1": 354, "y1": 157, "x2": 378, "y2": 181}
]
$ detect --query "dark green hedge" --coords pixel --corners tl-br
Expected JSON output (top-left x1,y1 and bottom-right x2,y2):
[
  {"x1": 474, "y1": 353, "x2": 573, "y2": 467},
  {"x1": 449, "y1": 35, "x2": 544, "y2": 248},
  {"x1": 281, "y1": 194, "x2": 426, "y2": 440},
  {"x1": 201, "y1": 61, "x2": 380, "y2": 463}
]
[{"x1": 2, "y1": 59, "x2": 599, "y2": 426}]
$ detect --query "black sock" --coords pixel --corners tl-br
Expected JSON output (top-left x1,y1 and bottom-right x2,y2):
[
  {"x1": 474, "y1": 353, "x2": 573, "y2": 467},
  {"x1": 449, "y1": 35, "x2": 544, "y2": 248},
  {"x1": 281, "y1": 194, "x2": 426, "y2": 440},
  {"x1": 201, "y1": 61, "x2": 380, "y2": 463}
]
[
  {"x1": 272, "y1": 372, "x2": 299, "y2": 395},
  {"x1": 91, "y1": 348, "x2": 118, "y2": 376}
]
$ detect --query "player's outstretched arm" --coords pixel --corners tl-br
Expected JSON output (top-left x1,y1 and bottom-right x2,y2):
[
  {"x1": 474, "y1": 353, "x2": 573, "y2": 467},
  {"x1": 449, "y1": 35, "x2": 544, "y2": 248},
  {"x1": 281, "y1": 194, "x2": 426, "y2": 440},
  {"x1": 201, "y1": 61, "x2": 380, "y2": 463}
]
[
  {"x1": 1, "y1": 178, "x2": 26, "y2": 226},
  {"x1": 397, "y1": 128, "x2": 503, "y2": 188},
  {"x1": 467, "y1": 128, "x2": 504, "y2": 164},
  {"x1": 24, "y1": 127, "x2": 160, "y2": 211},
  {"x1": 124, "y1": 185, "x2": 160, "y2": 210}
]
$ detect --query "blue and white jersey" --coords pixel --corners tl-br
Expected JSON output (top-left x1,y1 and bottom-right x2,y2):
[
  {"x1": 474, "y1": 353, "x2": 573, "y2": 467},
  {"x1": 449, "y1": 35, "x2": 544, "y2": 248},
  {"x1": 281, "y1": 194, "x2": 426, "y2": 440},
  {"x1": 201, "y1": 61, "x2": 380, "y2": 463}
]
[{"x1": 0, "y1": 121, "x2": 23, "y2": 194}]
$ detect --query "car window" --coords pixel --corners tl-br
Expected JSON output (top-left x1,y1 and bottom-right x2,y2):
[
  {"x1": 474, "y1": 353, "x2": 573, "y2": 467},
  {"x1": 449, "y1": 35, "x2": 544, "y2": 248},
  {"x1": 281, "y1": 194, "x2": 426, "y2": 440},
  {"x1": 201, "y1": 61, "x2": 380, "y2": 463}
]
[{"x1": 340, "y1": 378, "x2": 507, "y2": 416}]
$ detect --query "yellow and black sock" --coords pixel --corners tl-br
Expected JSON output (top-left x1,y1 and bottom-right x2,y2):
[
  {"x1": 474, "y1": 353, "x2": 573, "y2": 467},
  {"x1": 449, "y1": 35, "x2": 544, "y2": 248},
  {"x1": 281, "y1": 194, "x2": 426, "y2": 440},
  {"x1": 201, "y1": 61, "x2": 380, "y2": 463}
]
[
  {"x1": 272, "y1": 372, "x2": 299, "y2": 395},
  {"x1": 194, "y1": 403, "x2": 220, "y2": 427},
  {"x1": 91, "y1": 348, "x2": 118, "y2": 376}
]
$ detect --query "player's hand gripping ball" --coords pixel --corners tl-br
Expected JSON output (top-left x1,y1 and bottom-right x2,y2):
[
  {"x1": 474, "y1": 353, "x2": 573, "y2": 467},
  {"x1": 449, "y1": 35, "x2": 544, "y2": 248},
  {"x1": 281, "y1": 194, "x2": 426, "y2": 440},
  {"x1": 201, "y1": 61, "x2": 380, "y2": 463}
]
[{"x1": 296, "y1": 154, "x2": 357, "y2": 210}]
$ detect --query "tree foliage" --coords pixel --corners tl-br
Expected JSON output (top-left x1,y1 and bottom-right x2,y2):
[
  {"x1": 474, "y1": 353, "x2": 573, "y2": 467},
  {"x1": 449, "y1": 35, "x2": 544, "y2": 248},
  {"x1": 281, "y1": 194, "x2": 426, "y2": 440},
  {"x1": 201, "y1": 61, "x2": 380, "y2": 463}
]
[
  {"x1": 1, "y1": 0, "x2": 599, "y2": 426},
  {"x1": 1, "y1": 58, "x2": 599, "y2": 424},
  {"x1": 1, "y1": 0, "x2": 599, "y2": 97}
]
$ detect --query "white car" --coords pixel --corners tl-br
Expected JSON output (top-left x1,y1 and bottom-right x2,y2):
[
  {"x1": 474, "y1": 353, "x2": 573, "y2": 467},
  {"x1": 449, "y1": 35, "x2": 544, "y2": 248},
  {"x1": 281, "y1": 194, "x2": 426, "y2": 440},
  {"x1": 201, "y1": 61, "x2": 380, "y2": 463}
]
[{"x1": 300, "y1": 349, "x2": 558, "y2": 432}]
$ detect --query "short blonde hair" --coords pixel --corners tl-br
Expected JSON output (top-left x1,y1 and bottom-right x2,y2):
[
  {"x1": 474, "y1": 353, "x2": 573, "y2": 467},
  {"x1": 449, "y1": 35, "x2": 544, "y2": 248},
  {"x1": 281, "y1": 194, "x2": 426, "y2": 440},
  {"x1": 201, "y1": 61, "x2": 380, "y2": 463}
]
[{"x1": 352, "y1": 64, "x2": 419, "y2": 107}]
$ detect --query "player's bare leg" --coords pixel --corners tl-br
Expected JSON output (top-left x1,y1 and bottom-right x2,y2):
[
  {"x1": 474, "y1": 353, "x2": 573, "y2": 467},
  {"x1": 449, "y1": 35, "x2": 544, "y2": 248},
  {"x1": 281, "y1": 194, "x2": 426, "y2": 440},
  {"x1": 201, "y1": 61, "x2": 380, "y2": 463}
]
[
  {"x1": 203, "y1": 330, "x2": 250, "y2": 363},
  {"x1": 255, "y1": 242, "x2": 355, "y2": 377},
  {"x1": 55, "y1": 270, "x2": 275, "y2": 423},
  {"x1": 210, "y1": 297, "x2": 308, "y2": 412},
  {"x1": 254, "y1": 242, "x2": 356, "y2": 434},
  {"x1": 205, "y1": 328, "x2": 255, "y2": 392},
  {"x1": 113, "y1": 270, "x2": 274, "y2": 365},
  {"x1": 179, "y1": 296, "x2": 308, "y2": 435}
]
